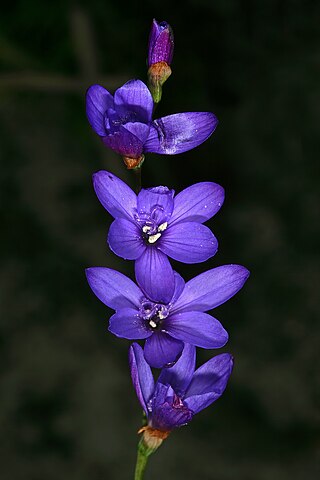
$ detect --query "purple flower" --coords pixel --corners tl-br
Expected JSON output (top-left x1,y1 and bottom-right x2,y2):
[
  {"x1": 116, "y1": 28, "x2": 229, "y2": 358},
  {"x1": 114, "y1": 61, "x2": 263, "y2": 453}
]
[
  {"x1": 86, "y1": 79, "x2": 218, "y2": 166},
  {"x1": 130, "y1": 343, "x2": 233, "y2": 431},
  {"x1": 148, "y1": 19, "x2": 174, "y2": 67},
  {"x1": 93, "y1": 170, "x2": 224, "y2": 302},
  {"x1": 85, "y1": 264, "x2": 249, "y2": 368}
]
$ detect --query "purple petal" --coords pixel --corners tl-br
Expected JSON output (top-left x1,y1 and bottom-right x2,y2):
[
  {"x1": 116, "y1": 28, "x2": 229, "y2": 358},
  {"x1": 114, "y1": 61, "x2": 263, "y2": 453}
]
[
  {"x1": 129, "y1": 343, "x2": 155, "y2": 414},
  {"x1": 93, "y1": 170, "x2": 137, "y2": 220},
  {"x1": 184, "y1": 353, "x2": 233, "y2": 413},
  {"x1": 148, "y1": 19, "x2": 174, "y2": 66},
  {"x1": 170, "y1": 182, "x2": 224, "y2": 226},
  {"x1": 172, "y1": 265, "x2": 250, "y2": 314},
  {"x1": 102, "y1": 125, "x2": 144, "y2": 158},
  {"x1": 165, "y1": 312, "x2": 228, "y2": 349},
  {"x1": 104, "y1": 107, "x2": 118, "y2": 134},
  {"x1": 86, "y1": 85, "x2": 113, "y2": 136},
  {"x1": 158, "y1": 344, "x2": 196, "y2": 396},
  {"x1": 151, "y1": 381, "x2": 171, "y2": 408},
  {"x1": 159, "y1": 222, "x2": 218, "y2": 263},
  {"x1": 122, "y1": 122, "x2": 150, "y2": 144},
  {"x1": 114, "y1": 79, "x2": 153, "y2": 124},
  {"x1": 148, "y1": 19, "x2": 162, "y2": 57},
  {"x1": 109, "y1": 308, "x2": 152, "y2": 339},
  {"x1": 137, "y1": 186, "x2": 175, "y2": 222},
  {"x1": 108, "y1": 218, "x2": 146, "y2": 260},
  {"x1": 144, "y1": 112, "x2": 218, "y2": 155},
  {"x1": 135, "y1": 248, "x2": 175, "y2": 304},
  {"x1": 144, "y1": 332, "x2": 184, "y2": 368},
  {"x1": 85, "y1": 267, "x2": 143, "y2": 310},
  {"x1": 170, "y1": 271, "x2": 185, "y2": 304}
]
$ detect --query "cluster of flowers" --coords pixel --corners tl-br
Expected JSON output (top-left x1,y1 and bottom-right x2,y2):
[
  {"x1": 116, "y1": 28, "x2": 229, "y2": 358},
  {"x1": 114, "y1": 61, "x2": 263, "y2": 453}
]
[{"x1": 85, "y1": 20, "x2": 249, "y2": 447}]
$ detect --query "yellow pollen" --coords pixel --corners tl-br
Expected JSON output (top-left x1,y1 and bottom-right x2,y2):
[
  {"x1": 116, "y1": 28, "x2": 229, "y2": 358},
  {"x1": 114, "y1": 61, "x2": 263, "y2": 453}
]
[
  {"x1": 158, "y1": 222, "x2": 168, "y2": 232},
  {"x1": 148, "y1": 233, "x2": 161, "y2": 244}
]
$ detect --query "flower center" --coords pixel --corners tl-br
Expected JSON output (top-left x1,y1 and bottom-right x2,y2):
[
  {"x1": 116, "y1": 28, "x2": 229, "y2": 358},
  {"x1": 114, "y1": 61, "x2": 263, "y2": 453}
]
[
  {"x1": 135, "y1": 205, "x2": 168, "y2": 245},
  {"x1": 106, "y1": 109, "x2": 137, "y2": 134},
  {"x1": 139, "y1": 300, "x2": 170, "y2": 330},
  {"x1": 172, "y1": 394, "x2": 185, "y2": 409}
]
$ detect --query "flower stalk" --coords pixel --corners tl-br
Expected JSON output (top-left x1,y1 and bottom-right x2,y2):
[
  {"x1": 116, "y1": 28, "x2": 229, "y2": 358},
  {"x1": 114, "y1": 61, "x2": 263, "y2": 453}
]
[
  {"x1": 134, "y1": 427, "x2": 169, "y2": 480},
  {"x1": 134, "y1": 441, "x2": 149, "y2": 480},
  {"x1": 132, "y1": 164, "x2": 142, "y2": 193},
  {"x1": 84, "y1": 17, "x2": 250, "y2": 480}
]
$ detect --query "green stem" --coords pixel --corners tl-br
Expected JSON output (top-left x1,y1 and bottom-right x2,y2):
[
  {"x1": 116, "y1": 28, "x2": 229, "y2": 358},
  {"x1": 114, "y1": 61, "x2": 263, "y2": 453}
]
[
  {"x1": 133, "y1": 166, "x2": 142, "y2": 193},
  {"x1": 134, "y1": 441, "x2": 149, "y2": 480}
]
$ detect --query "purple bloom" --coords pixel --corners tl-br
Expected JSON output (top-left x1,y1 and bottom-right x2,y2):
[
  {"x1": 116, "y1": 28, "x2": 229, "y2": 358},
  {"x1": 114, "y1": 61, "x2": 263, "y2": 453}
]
[
  {"x1": 93, "y1": 170, "x2": 225, "y2": 302},
  {"x1": 86, "y1": 264, "x2": 249, "y2": 368},
  {"x1": 130, "y1": 343, "x2": 233, "y2": 431},
  {"x1": 148, "y1": 19, "x2": 174, "y2": 67},
  {"x1": 86, "y1": 79, "x2": 218, "y2": 165}
]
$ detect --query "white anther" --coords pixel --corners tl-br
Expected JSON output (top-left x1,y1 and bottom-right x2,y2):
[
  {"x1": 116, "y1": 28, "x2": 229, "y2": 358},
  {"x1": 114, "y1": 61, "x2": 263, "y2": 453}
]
[
  {"x1": 158, "y1": 311, "x2": 166, "y2": 320},
  {"x1": 142, "y1": 225, "x2": 151, "y2": 233},
  {"x1": 148, "y1": 233, "x2": 161, "y2": 244},
  {"x1": 157, "y1": 222, "x2": 168, "y2": 232},
  {"x1": 149, "y1": 320, "x2": 157, "y2": 328}
]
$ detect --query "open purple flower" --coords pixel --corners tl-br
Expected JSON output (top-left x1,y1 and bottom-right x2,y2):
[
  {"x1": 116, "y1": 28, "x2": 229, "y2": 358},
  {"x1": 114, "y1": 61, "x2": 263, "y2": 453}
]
[
  {"x1": 93, "y1": 170, "x2": 224, "y2": 302},
  {"x1": 86, "y1": 79, "x2": 218, "y2": 167},
  {"x1": 86, "y1": 264, "x2": 249, "y2": 368},
  {"x1": 130, "y1": 343, "x2": 233, "y2": 431}
]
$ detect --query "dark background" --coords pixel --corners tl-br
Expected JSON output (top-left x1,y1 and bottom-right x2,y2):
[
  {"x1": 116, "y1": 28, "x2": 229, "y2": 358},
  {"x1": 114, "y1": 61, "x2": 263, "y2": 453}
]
[{"x1": 1, "y1": 1, "x2": 319, "y2": 479}]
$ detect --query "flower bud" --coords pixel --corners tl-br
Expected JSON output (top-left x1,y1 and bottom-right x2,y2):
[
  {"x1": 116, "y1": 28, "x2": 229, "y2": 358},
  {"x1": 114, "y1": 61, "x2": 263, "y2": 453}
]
[
  {"x1": 148, "y1": 19, "x2": 174, "y2": 67},
  {"x1": 147, "y1": 19, "x2": 174, "y2": 103}
]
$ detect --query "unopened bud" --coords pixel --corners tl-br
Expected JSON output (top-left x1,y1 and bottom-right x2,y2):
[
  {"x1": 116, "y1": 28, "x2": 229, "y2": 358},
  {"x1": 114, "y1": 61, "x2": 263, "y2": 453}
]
[
  {"x1": 147, "y1": 19, "x2": 174, "y2": 103},
  {"x1": 148, "y1": 19, "x2": 174, "y2": 67}
]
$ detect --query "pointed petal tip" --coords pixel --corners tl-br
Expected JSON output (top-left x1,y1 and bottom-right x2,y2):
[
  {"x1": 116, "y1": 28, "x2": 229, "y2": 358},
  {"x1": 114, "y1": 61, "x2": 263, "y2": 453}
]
[
  {"x1": 216, "y1": 352, "x2": 234, "y2": 373},
  {"x1": 85, "y1": 267, "x2": 92, "y2": 278},
  {"x1": 230, "y1": 264, "x2": 251, "y2": 281},
  {"x1": 220, "y1": 329, "x2": 229, "y2": 348},
  {"x1": 92, "y1": 169, "x2": 137, "y2": 220},
  {"x1": 85, "y1": 266, "x2": 99, "y2": 283},
  {"x1": 86, "y1": 83, "x2": 104, "y2": 94},
  {"x1": 129, "y1": 342, "x2": 141, "y2": 356},
  {"x1": 92, "y1": 169, "x2": 108, "y2": 186}
]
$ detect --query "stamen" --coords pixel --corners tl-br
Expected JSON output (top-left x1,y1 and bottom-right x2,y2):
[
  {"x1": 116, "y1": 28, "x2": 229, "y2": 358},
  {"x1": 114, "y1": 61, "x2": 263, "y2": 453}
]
[
  {"x1": 148, "y1": 233, "x2": 162, "y2": 244},
  {"x1": 149, "y1": 319, "x2": 158, "y2": 329},
  {"x1": 158, "y1": 222, "x2": 168, "y2": 232},
  {"x1": 142, "y1": 225, "x2": 151, "y2": 233}
]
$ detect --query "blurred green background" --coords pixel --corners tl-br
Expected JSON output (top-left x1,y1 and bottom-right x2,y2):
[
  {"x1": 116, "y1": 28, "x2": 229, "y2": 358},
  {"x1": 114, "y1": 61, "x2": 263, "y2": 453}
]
[{"x1": 1, "y1": 1, "x2": 319, "y2": 479}]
